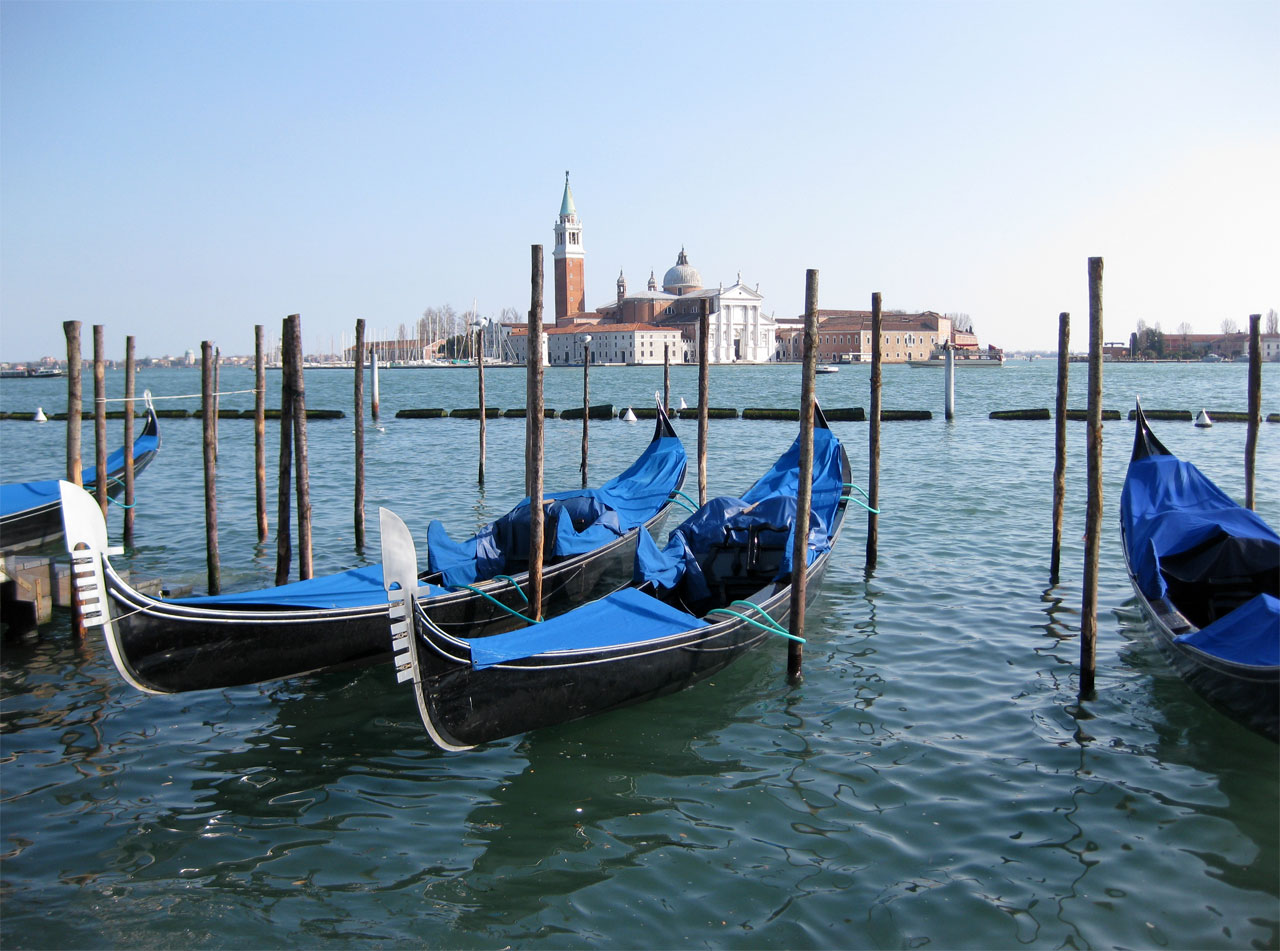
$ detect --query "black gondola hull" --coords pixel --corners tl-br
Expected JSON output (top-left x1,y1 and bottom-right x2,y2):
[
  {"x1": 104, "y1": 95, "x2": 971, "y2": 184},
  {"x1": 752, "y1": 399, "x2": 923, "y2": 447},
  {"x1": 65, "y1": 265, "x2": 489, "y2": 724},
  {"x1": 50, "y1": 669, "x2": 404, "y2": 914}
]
[
  {"x1": 1, "y1": 407, "x2": 159, "y2": 554},
  {"x1": 1121, "y1": 403, "x2": 1279, "y2": 741},
  {"x1": 416, "y1": 549, "x2": 837, "y2": 749},
  {"x1": 99, "y1": 504, "x2": 676, "y2": 693}
]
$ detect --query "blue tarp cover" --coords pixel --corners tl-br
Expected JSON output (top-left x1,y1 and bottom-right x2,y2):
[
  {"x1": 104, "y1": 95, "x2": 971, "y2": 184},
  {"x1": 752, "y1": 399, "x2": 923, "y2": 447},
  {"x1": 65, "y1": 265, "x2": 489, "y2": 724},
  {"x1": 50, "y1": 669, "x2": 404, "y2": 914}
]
[
  {"x1": 468, "y1": 586, "x2": 705, "y2": 669},
  {"x1": 1175, "y1": 593, "x2": 1280, "y2": 668},
  {"x1": 427, "y1": 434, "x2": 686, "y2": 588},
  {"x1": 0, "y1": 431, "x2": 160, "y2": 518},
  {"x1": 635, "y1": 425, "x2": 844, "y2": 592},
  {"x1": 171, "y1": 564, "x2": 448, "y2": 610},
  {"x1": 1122, "y1": 454, "x2": 1280, "y2": 602}
]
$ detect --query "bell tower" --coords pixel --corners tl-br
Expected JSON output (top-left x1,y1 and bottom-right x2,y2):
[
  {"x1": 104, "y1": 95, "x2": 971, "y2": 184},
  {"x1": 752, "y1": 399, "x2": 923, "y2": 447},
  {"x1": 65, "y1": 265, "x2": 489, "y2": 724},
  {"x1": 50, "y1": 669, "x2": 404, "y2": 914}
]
[{"x1": 553, "y1": 171, "x2": 585, "y2": 321}]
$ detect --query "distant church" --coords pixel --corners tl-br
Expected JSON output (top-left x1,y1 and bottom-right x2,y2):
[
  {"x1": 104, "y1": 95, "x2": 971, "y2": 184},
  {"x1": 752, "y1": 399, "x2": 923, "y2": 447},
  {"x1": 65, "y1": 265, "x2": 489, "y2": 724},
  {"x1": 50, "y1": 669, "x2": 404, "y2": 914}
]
[{"x1": 541, "y1": 173, "x2": 777, "y2": 364}]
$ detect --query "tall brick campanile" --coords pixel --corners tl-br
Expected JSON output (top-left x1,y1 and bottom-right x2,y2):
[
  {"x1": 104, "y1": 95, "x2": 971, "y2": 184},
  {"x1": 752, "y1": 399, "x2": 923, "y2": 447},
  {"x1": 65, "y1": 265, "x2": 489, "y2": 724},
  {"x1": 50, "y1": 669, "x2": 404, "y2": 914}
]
[{"x1": 553, "y1": 171, "x2": 585, "y2": 321}]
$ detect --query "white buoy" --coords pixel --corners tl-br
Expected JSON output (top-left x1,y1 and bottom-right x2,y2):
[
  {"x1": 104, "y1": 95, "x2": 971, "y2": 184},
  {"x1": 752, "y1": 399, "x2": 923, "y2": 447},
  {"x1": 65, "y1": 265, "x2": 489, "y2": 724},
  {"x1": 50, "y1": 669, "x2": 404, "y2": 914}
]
[
  {"x1": 1194, "y1": 409, "x2": 1213, "y2": 428},
  {"x1": 34, "y1": 406, "x2": 47, "y2": 422},
  {"x1": 679, "y1": 397, "x2": 687, "y2": 410},
  {"x1": 622, "y1": 406, "x2": 637, "y2": 422}
]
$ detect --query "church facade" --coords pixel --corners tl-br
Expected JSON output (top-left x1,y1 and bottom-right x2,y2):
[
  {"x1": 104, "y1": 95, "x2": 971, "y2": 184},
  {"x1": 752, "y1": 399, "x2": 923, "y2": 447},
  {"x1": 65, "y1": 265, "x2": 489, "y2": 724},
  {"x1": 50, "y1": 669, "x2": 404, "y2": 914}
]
[{"x1": 514, "y1": 175, "x2": 777, "y2": 364}]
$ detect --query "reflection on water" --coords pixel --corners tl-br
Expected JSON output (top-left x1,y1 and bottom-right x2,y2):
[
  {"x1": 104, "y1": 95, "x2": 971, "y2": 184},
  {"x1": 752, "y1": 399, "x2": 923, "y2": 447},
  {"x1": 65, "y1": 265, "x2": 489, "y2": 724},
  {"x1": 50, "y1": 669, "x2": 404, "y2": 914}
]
[{"x1": 2, "y1": 362, "x2": 1277, "y2": 948}]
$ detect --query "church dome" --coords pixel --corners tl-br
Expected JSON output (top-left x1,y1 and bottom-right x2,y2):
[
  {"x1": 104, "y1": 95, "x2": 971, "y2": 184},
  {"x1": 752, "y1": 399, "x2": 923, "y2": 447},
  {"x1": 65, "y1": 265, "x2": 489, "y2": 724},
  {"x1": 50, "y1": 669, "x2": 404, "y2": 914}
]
[{"x1": 662, "y1": 248, "x2": 702, "y2": 295}]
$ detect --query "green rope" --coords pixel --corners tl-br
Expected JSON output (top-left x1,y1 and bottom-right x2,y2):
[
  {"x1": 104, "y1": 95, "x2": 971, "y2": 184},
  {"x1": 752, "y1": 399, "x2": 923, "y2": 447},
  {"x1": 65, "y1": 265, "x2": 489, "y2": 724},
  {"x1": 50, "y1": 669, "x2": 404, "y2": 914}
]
[
  {"x1": 492, "y1": 574, "x2": 529, "y2": 604},
  {"x1": 671, "y1": 495, "x2": 698, "y2": 513},
  {"x1": 449, "y1": 583, "x2": 540, "y2": 623},
  {"x1": 673, "y1": 489, "x2": 699, "y2": 511},
  {"x1": 841, "y1": 481, "x2": 879, "y2": 514},
  {"x1": 100, "y1": 475, "x2": 136, "y2": 508},
  {"x1": 706, "y1": 601, "x2": 805, "y2": 643}
]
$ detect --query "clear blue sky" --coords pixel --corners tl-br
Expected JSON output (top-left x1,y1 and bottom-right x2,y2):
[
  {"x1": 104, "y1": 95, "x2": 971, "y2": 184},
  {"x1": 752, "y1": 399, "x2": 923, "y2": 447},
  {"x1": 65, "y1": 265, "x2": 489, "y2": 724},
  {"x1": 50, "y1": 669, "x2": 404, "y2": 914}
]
[{"x1": 2, "y1": 0, "x2": 1276, "y2": 360}]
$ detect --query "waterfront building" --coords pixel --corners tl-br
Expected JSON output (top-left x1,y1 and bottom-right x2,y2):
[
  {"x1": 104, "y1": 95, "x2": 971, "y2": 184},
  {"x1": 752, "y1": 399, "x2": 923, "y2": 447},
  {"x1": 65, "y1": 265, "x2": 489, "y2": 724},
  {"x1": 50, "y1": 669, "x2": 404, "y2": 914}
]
[
  {"x1": 775, "y1": 311, "x2": 958, "y2": 363},
  {"x1": 507, "y1": 323, "x2": 685, "y2": 365}
]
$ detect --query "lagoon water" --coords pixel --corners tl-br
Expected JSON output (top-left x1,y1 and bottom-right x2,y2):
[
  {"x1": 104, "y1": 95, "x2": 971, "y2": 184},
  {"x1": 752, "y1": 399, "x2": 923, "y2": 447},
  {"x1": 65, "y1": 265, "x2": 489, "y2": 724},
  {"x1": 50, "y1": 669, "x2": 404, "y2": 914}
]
[{"x1": 2, "y1": 359, "x2": 1278, "y2": 949}]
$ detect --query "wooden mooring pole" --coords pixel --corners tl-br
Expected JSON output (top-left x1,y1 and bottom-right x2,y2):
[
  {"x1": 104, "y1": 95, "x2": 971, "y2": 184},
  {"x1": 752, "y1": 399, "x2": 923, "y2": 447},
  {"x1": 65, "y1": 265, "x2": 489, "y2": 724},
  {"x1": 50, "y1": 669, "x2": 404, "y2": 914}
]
[
  {"x1": 788, "y1": 269, "x2": 820, "y2": 682},
  {"x1": 64, "y1": 321, "x2": 82, "y2": 486},
  {"x1": 1080, "y1": 258, "x2": 1104, "y2": 699},
  {"x1": 275, "y1": 316, "x2": 295, "y2": 586},
  {"x1": 866, "y1": 294, "x2": 882, "y2": 570},
  {"x1": 663, "y1": 343, "x2": 671, "y2": 413},
  {"x1": 526, "y1": 245, "x2": 546, "y2": 620},
  {"x1": 289, "y1": 315, "x2": 313, "y2": 580},
  {"x1": 1049, "y1": 313, "x2": 1070, "y2": 585},
  {"x1": 943, "y1": 341, "x2": 955, "y2": 422},
  {"x1": 201, "y1": 340, "x2": 221, "y2": 595},
  {"x1": 581, "y1": 335, "x2": 591, "y2": 488},
  {"x1": 476, "y1": 327, "x2": 486, "y2": 486},
  {"x1": 355, "y1": 318, "x2": 367, "y2": 548},
  {"x1": 1245, "y1": 314, "x2": 1261, "y2": 510},
  {"x1": 698, "y1": 297, "x2": 711, "y2": 505},
  {"x1": 123, "y1": 335, "x2": 137, "y2": 547},
  {"x1": 370, "y1": 346, "x2": 380, "y2": 422},
  {"x1": 93, "y1": 325, "x2": 107, "y2": 515},
  {"x1": 254, "y1": 325, "x2": 267, "y2": 543}
]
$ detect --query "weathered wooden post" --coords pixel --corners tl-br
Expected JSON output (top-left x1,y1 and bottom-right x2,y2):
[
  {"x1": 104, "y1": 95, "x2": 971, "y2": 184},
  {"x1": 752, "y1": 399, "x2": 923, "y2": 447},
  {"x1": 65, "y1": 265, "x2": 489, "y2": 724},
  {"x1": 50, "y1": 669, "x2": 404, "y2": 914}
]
[
  {"x1": 943, "y1": 340, "x2": 955, "y2": 422},
  {"x1": 64, "y1": 320, "x2": 84, "y2": 637},
  {"x1": 788, "y1": 269, "x2": 820, "y2": 682},
  {"x1": 370, "y1": 346, "x2": 380, "y2": 421},
  {"x1": 289, "y1": 315, "x2": 313, "y2": 580},
  {"x1": 201, "y1": 340, "x2": 221, "y2": 595},
  {"x1": 698, "y1": 297, "x2": 711, "y2": 504},
  {"x1": 275, "y1": 316, "x2": 295, "y2": 586},
  {"x1": 213, "y1": 346, "x2": 221, "y2": 460},
  {"x1": 663, "y1": 343, "x2": 671, "y2": 413},
  {"x1": 527, "y1": 245, "x2": 546, "y2": 619},
  {"x1": 1246, "y1": 314, "x2": 1261, "y2": 510},
  {"x1": 1050, "y1": 312, "x2": 1070, "y2": 585},
  {"x1": 476, "y1": 327, "x2": 486, "y2": 485},
  {"x1": 355, "y1": 318, "x2": 367, "y2": 548},
  {"x1": 866, "y1": 294, "x2": 882, "y2": 569},
  {"x1": 581, "y1": 334, "x2": 591, "y2": 488},
  {"x1": 123, "y1": 335, "x2": 137, "y2": 546},
  {"x1": 254, "y1": 325, "x2": 267, "y2": 543},
  {"x1": 1080, "y1": 257, "x2": 1104, "y2": 698},
  {"x1": 63, "y1": 321, "x2": 82, "y2": 486},
  {"x1": 93, "y1": 325, "x2": 108, "y2": 515}
]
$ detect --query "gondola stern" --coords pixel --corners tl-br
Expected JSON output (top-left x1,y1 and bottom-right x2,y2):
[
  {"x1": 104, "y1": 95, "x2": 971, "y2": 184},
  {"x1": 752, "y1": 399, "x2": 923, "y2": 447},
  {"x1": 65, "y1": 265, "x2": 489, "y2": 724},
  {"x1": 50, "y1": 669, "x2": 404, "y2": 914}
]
[
  {"x1": 652, "y1": 394, "x2": 677, "y2": 441},
  {"x1": 1131, "y1": 398, "x2": 1172, "y2": 463}
]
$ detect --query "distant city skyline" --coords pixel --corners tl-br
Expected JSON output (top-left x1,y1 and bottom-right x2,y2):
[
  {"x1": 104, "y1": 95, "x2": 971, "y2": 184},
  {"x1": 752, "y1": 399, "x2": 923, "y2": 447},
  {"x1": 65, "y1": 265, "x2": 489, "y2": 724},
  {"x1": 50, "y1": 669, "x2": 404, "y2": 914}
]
[{"x1": 2, "y1": 1, "x2": 1276, "y2": 363}]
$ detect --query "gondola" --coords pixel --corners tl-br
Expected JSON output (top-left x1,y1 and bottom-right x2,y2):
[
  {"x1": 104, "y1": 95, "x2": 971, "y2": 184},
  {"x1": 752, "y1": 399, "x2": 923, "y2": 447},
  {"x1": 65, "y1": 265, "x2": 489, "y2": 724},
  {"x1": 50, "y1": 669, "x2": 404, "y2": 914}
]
[
  {"x1": 60, "y1": 405, "x2": 687, "y2": 694},
  {"x1": 381, "y1": 404, "x2": 853, "y2": 751},
  {"x1": 0, "y1": 394, "x2": 160, "y2": 555},
  {"x1": 1120, "y1": 401, "x2": 1279, "y2": 740}
]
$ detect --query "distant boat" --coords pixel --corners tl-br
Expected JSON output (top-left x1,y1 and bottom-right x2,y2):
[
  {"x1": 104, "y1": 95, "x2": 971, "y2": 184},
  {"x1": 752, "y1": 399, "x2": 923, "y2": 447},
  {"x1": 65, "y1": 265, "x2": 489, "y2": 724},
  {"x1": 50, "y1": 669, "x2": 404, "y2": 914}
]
[
  {"x1": 908, "y1": 345, "x2": 1004, "y2": 368},
  {"x1": 1201, "y1": 353, "x2": 1223, "y2": 363},
  {"x1": 816, "y1": 365, "x2": 840, "y2": 374}
]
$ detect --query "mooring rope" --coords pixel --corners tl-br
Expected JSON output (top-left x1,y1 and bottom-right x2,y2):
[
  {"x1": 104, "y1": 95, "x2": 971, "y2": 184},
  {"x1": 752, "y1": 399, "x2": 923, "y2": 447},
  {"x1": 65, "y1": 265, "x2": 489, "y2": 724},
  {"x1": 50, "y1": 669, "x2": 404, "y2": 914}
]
[{"x1": 94, "y1": 388, "x2": 261, "y2": 403}]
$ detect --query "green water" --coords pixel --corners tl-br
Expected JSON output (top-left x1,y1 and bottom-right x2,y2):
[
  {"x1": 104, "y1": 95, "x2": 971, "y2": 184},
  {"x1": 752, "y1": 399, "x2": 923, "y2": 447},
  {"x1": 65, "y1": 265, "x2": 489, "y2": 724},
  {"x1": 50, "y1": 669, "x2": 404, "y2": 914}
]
[{"x1": 2, "y1": 361, "x2": 1277, "y2": 948}]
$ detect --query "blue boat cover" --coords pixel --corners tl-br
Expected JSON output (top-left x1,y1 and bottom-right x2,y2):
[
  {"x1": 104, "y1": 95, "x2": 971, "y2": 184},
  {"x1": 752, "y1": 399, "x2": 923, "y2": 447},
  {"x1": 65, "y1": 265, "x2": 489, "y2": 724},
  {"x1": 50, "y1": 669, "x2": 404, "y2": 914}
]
[
  {"x1": 0, "y1": 430, "x2": 160, "y2": 518},
  {"x1": 1175, "y1": 593, "x2": 1280, "y2": 668},
  {"x1": 427, "y1": 434, "x2": 687, "y2": 588},
  {"x1": 468, "y1": 586, "x2": 706, "y2": 669},
  {"x1": 635, "y1": 424, "x2": 844, "y2": 593},
  {"x1": 170, "y1": 564, "x2": 449, "y2": 610},
  {"x1": 1122, "y1": 454, "x2": 1280, "y2": 602}
]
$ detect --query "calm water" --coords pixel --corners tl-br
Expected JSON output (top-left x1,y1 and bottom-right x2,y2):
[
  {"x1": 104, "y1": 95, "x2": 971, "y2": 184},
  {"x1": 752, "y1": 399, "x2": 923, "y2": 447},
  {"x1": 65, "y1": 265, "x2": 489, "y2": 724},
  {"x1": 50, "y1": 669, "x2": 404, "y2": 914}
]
[{"x1": 2, "y1": 360, "x2": 1278, "y2": 949}]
